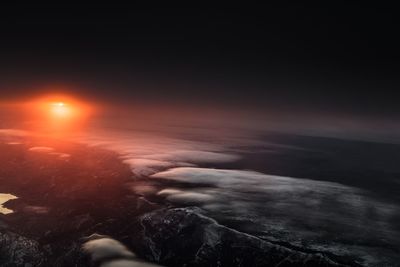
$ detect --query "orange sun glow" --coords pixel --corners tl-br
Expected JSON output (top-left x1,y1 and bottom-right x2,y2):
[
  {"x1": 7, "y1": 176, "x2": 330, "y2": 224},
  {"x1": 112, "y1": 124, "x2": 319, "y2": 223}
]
[
  {"x1": 27, "y1": 95, "x2": 93, "y2": 135},
  {"x1": 50, "y1": 102, "x2": 73, "y2": 118}
]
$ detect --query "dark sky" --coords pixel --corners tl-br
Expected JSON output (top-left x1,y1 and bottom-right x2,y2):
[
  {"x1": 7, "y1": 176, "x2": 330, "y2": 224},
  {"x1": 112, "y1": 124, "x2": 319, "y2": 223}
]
[{"x1": 0, "y1": 4, "x2": 399, "y2": 118}]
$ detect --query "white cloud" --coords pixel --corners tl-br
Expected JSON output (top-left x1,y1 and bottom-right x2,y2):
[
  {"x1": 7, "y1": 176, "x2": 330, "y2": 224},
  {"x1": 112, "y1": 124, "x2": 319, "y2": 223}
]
[
  {"x1": 83, "y1": 237, "x2": 163, "y2": 267},
  {"x1": 157, "y1": 188, "x2": 184, "y2": 196},
  {"x1": 158, "y1": 189, "x2": 215, "y2": 204},
  {"x1": 82, "y1": 238, "x2": 135, "y2": 262},
  {"x1": 122, "y1": 159, "x2": 179, "y2": 177},
  {"x1": 151, "y1": 167, "x2": 356, "y2": 195},
  {"x1": 151, "y1": 166, "x2": 400, "y2": 258}
]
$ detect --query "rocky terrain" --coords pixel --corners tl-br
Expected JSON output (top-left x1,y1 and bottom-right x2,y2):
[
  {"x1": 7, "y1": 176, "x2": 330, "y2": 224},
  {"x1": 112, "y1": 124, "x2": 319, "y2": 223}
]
[{"x1": 0, "y1": 136, "x2": 363, "y2": 266}]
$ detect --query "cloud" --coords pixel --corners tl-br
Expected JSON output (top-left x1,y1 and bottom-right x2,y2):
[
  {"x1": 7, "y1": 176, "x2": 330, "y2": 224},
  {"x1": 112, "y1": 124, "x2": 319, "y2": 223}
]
[
  {"x1": 157, "y1": 188, "x2": 183, "y2": 196},
  {"x1": 77, "y1": 131, "x2": 241, "y2": 177},
  {"x1": 122, "y1": 159, "x2": 184, "y2": 177},
  {"x1": 151, "y1": 166, "x2": 400, "y2": 261},
  {"x1": 151, "y1": 167, "x2": 355, "y2": 195},
  {"x1": 157, "y1": 189, "x2": 215, "y2": 204},
  {"x1": 82, "y1": 237, "x2": 135, "y2": 262},
  {"x1": 82, "y1": 236, "x2": 163, "y2": 267},
  {"x1": 121, "y1": 151, "x2": 237, "y2": 177},
  {"x1": 28, "y1": 146, "x2": 55, "y2": 153}
]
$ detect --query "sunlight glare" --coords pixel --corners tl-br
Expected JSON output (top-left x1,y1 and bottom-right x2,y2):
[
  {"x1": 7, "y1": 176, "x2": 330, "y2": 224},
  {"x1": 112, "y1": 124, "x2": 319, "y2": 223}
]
[{"x1": 27, "y1": 94, "x2": 93, "y2": 135}]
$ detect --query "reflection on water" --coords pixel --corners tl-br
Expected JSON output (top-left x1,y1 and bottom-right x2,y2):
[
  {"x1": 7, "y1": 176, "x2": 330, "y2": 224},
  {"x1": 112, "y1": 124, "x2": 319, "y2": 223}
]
[{"x1": 0, "y1": 193, "x2": 17, "y2": 214}]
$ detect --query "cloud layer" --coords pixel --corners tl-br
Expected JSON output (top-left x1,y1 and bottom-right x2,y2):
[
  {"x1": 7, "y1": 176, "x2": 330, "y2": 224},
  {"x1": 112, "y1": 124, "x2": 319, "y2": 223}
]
[
  {"x1": 152, "y1": 167, "x2": 400, "y2": 266},
  {"x1": 78, "y1": 130, "x2": 243, "y2": 176}
]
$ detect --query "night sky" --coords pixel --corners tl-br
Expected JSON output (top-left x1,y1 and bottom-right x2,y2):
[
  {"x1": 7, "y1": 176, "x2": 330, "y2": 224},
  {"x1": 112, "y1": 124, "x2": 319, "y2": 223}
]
[{"x1": 1, "y1": 4, "x2": 399, "y2": 119}]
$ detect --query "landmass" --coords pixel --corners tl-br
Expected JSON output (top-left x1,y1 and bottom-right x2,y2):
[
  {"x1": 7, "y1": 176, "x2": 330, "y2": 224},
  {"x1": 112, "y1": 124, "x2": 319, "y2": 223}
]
[{"x1": 0, "y1": 135, "x2": 362, "y2": 266}]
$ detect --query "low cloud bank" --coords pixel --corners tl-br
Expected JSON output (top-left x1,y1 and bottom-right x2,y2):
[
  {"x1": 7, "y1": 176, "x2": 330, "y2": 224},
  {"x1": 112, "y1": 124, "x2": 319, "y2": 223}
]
[
  {"x1": 152, "y1": 167, "x2": 400, "y2": 266},
  {"x1": 78, "y1": 130, "x2": 243, "y2": 177},
  {"x1": 82, "y1": 235, "x2": 162, "y2": 267}
]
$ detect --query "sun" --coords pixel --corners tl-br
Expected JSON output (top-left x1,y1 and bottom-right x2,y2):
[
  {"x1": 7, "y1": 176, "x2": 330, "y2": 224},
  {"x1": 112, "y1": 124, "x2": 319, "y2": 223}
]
[
  {"x1": 50, "y1": 102, "x2": 72, "y2": 118},
  {"x1": 26, "y1": 94, "x2": 93, "y2": 135}
]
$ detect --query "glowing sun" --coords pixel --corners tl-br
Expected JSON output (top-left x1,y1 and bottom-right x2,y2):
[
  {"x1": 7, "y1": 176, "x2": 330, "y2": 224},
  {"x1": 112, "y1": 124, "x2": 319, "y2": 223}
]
[
  {"x1": 50, "y1": 102, "x2": 72, "y2": 118},
  {"x1": 27, "y1": 95, "x2": 93, "y2": 134}
]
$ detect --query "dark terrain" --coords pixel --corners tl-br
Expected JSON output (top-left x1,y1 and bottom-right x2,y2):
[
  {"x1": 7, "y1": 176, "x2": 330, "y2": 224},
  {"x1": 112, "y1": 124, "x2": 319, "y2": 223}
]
[{"x1": 0, "y1": 135, "x2": 365, "y2": 267}]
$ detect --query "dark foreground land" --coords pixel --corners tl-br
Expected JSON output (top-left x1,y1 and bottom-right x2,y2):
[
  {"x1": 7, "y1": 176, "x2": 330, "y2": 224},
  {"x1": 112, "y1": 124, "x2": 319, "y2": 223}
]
[{"x1": 0, "y1": 136, "x2": 363, "y2": 267}]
